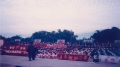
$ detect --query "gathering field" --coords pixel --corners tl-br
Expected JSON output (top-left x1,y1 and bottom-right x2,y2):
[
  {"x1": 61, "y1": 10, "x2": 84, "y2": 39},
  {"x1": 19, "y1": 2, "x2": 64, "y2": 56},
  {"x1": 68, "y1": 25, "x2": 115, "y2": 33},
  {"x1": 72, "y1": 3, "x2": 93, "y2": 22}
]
[{"x1": 0, "y1": 55, "x2": 119, "y2": 67}]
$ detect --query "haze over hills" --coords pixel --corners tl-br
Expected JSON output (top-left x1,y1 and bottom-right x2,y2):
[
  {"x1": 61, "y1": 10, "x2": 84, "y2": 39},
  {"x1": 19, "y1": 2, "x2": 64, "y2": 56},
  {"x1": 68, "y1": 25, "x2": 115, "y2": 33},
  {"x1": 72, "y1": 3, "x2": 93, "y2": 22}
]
[{"x1": 76, "y1": 32, "x2": 94, "y2": 39}]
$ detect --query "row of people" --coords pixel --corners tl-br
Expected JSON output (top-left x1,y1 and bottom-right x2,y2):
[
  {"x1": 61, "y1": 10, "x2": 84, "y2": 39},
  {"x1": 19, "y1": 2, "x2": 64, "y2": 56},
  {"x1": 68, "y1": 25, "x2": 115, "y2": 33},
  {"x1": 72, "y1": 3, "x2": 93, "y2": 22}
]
[{"x1": 36, "y1": 52, "x2": 57, "y2": 59}]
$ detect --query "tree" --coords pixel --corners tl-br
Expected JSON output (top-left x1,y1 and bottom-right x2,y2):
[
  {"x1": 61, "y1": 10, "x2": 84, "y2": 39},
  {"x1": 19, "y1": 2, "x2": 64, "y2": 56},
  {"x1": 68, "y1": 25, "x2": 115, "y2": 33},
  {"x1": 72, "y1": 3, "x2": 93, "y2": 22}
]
[
  {"x1": 91, "y1": 27, "x2": 120, "y2": 43},
  {"x1": 0, "y1": 35, "x2": 6, "y2": 39},
  {"x1": 11, "y1": 35, "x2": 22, "y2": 41},
  {"x1": 31, "y1": 29, "x2": 78, "y2": 43}
]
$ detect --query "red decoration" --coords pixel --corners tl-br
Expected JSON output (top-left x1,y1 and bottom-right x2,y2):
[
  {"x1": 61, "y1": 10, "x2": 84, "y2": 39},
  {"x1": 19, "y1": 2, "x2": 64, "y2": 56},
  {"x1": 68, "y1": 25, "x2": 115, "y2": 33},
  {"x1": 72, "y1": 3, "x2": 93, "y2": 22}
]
[
  {"x1": 111, "y1": 58, "x2": 115, "y2": 62},
  {"x1": 105, "y1": 58, "x2": 108, "y2": 62}
]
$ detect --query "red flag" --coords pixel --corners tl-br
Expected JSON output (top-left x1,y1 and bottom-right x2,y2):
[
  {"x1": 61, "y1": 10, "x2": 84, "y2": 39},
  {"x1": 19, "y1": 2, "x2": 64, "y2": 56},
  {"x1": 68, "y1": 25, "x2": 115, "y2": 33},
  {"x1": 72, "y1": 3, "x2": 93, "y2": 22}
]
[{"x1": 57, "y1": 44, "x2": 61, "y2": 48}]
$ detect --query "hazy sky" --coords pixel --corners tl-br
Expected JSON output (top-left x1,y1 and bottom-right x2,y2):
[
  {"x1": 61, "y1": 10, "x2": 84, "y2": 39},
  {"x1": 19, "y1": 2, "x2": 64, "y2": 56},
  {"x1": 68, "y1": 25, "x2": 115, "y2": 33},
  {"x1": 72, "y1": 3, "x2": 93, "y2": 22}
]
[{"x1": 0, "y1": 0, "x2": 120, "y2": 39}]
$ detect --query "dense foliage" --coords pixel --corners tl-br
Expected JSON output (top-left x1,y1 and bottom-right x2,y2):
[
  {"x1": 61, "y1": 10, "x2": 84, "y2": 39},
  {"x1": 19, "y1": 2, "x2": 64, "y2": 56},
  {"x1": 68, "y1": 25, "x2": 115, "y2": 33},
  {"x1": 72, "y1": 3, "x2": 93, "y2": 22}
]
[
  {"x1": 91, "y1": 27, "x2": 120, "y2": 43},
  {"x1": 31, "y1": 29, "x2": 78, "y2": 43},
  {"x1": 0, "y1": 29, "x2": 78, "y2": 44},
  {"x1": 0, "y1": 27, "x2": 120, "y2": 45}
]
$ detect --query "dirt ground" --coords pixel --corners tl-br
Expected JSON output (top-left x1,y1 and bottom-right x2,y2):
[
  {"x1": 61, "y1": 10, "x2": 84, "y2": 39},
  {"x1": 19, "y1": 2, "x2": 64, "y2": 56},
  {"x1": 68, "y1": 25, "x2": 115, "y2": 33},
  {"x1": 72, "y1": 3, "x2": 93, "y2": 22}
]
[{"x1": 0, "y1": 55, "x2": 120, "y2": 67}]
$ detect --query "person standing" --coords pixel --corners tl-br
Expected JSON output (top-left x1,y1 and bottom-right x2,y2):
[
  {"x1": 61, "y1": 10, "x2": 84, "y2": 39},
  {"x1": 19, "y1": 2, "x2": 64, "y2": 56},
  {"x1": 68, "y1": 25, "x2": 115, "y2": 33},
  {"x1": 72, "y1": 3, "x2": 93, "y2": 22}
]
[
  {"x1": 32, "y1": 45, "x2": 38, "y2": 60},
  {"x1": 27, "y1": 42, "x2": 34, "y2": 61},
  {"x1": 93, "y1": 51, "x2": 99, "y2": 63}
]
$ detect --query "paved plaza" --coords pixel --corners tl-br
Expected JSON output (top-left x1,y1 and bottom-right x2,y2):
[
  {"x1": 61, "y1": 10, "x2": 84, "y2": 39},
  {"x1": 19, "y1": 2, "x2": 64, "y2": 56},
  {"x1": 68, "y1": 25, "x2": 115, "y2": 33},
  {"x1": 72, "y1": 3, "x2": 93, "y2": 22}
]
[{"x1": 0, "y1": 55, "x2": 119, "y2": 67}]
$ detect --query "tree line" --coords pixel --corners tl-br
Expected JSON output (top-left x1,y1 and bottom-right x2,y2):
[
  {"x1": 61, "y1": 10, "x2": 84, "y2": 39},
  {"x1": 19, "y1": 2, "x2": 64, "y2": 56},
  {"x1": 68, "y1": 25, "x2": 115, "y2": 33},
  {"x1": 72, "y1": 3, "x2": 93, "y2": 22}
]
[{"x1": 0, "y1": 27, "x2": 120, "y2": 45}]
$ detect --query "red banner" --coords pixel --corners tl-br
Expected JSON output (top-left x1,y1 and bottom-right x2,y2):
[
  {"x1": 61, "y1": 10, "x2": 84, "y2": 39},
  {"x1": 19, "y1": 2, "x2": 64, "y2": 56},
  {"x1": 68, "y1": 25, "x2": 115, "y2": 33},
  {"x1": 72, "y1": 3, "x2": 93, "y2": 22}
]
[
  {"x1": 57, "y1": 53, "x2": 89, "y2": 61},
  {"x1": 3, "y1": 45, "x2": 28, "y2": 56}
]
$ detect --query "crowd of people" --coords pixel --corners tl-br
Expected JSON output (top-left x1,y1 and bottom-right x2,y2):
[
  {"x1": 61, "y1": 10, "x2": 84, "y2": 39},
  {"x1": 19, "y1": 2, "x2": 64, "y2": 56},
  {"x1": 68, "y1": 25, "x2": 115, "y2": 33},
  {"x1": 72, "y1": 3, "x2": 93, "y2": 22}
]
[
  {"x1": 27, "y1": 43, "x2": 120, "y2": 63},
  {"x1": 2, "y1": 40, "x2": 120, "y2": 62}
]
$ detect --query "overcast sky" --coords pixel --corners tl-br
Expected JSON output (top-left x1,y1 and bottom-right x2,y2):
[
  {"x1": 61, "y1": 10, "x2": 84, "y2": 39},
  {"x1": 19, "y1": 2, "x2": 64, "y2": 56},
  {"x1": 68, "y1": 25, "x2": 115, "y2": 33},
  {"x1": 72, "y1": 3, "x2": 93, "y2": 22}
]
[{"x1": 0, "y1": 0, "x2": 120, "y2": 39}]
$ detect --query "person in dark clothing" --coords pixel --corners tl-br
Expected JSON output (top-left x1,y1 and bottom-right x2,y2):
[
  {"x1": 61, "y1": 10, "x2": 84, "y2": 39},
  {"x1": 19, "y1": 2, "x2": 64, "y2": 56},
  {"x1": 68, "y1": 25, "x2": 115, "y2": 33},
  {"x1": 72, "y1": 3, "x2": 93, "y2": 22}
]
[
  {"x1": 27, "y1": 42, "x2": 34, "y2": 61},
  {"x1": 1, "y1": 47, "x2": 6, "y2": 55},
  {"x1": 90, "y1": 50, "x2": 95, "y2": 59},
  {"x1": 93, "y1": 51, "x2": 99, "y2": 63},
  {"x1": 32, "y1": 46, "x2": 38, "y2": 60}
]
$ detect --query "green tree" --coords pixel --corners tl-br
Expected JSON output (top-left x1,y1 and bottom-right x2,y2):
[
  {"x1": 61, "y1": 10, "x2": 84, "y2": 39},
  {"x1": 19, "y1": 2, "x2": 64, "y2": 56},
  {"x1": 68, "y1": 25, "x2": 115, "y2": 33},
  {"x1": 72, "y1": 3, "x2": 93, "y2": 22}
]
[{"x1": 91, "y1": 27, "x2": 120, "y2": 43}]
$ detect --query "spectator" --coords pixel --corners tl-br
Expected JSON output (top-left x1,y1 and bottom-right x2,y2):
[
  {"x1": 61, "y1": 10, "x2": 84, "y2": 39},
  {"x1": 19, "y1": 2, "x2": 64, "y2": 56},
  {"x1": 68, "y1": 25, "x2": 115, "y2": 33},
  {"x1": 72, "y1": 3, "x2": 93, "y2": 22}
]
[
  {"x1": 27, "y1": 42, "x2": 34, "y2": 61},
  {"x1": 32, "y1": 45, "x2": 38, "y2": 60}
]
